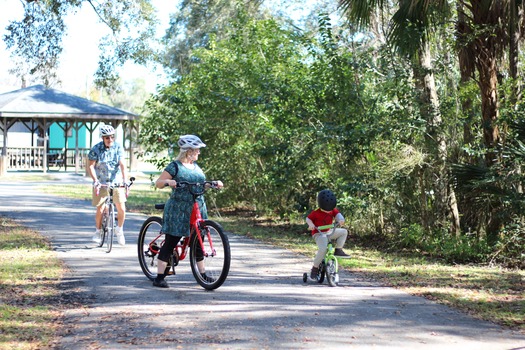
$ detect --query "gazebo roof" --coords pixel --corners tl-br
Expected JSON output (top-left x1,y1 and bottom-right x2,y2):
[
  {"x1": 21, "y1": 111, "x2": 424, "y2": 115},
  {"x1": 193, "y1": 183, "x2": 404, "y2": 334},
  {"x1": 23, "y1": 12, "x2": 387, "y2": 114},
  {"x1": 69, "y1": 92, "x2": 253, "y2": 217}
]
[{"x1": 0, "y1": 84, "x2": 138, "y2": 121}]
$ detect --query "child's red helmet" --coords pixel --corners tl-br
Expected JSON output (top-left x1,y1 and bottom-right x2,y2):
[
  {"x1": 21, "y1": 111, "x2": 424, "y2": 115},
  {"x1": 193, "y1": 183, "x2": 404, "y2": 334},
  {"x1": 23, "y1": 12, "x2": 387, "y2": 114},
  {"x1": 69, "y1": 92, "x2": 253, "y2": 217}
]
[{"x1": 317, "y1": 189, "x2": 336, "y2": 211}]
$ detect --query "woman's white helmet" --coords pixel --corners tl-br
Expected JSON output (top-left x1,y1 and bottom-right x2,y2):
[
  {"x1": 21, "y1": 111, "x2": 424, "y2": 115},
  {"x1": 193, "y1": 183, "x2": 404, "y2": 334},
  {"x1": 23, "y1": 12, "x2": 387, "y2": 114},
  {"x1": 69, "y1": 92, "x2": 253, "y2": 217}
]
[
  {"x1": 177, "y1": 135, "x2": 206, "y2": 149},
  {"x1": 99, "y1": 124, "x2": 115, "y2": 138}
]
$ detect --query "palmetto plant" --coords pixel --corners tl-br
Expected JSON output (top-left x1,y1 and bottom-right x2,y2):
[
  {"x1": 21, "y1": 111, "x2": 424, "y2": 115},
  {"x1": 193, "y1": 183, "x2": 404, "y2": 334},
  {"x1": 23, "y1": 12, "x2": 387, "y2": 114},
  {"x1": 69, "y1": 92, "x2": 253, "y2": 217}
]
[{"x1": 451, "y1": 119, "x2": 525, "y2": 254}]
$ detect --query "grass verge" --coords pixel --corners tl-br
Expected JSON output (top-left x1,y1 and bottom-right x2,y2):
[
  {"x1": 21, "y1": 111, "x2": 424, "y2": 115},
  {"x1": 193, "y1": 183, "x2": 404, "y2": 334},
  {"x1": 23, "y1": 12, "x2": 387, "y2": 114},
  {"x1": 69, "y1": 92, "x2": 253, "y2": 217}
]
[{"x1": 0, "y1": 217, "x2": 66, "y2": 350}]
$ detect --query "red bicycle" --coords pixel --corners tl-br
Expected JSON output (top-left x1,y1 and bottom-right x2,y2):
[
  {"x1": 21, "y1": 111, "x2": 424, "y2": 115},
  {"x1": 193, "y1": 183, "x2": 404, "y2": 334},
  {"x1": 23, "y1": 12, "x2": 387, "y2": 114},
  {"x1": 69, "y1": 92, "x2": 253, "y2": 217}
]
[{"x1": 137, "y1": 181, "x2": 231, "y2": 290}]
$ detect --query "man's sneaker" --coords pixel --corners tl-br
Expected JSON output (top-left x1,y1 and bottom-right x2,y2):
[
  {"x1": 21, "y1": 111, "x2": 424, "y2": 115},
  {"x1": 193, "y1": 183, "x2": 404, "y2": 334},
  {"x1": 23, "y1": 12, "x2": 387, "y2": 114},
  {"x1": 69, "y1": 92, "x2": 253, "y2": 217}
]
[
  {"x1": 92, "y1": 231, "x2": 101, "y2": 244},
  {"x1": 116, "y1": 229, "x2": 125, "y2": 246},
  {"x1": 310, "y1": 266, "x2": 319, "y2": 279},
  {"x1": 152, "y1": 279, "x2": 169, "y2": 288},
  {"x1": 334, "y1": 248, "x2": 351, "y2": 258}
]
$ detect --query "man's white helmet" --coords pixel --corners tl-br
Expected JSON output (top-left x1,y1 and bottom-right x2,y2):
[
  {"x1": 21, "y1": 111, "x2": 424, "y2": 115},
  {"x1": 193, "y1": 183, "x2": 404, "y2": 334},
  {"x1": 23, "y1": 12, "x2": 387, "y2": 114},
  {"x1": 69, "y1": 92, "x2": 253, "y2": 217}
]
[
  {"x1": 177, "y1": 135, "x2": 206, "y2": 149},
  {"x1": 99, "y1": 124, "x2": 115, "y2": 138}
]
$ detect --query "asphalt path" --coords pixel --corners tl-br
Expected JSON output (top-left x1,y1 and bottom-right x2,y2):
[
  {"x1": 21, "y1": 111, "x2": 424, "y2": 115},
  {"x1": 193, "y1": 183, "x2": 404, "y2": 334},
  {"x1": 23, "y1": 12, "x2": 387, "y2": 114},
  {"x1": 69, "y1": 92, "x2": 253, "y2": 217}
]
[{"x1": 0, "y1": 173, "x2": 524, "y2": 349}]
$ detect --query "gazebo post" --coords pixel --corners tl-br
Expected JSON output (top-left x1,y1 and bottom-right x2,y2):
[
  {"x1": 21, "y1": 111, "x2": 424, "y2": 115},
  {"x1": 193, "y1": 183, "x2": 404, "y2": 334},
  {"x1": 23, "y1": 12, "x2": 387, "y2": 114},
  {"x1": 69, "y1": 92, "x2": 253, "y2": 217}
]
[
  {"x1": 63, "y1": 121, "x2": 68, "y2": 172},
  {"x1": 0, "y1": 117, "x2": 7, "y2": 176},
  {"x1": 36, "y1": 120, "x2": 49, "y2": 173},
  {"x1": 74, "y1": 121, "x2": 80, "y2": 174}
]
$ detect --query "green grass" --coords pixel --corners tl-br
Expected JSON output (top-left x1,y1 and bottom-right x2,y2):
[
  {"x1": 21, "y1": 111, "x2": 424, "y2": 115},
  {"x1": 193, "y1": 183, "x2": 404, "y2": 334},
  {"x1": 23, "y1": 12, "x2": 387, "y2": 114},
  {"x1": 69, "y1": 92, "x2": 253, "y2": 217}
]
[
  {"x1": 0, "y1": 218, "x2": 64, "y2": 350},
  {"x1": 38, "y1": 180, "x2": 170, "y2": 216}
]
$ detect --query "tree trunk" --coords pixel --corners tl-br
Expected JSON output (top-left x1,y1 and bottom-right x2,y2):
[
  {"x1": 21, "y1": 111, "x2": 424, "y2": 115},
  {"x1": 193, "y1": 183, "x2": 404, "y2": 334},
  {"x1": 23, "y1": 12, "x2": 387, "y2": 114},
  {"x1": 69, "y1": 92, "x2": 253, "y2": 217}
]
[
  {"x1": 509, "y1": 0, "x2": 521, "y2": 103},
  {"x1": 415, "y1": 42, "x2": 460, "y2": 236},
  {"x1": 476, "y1": 54, "x2": 500, "y2": 166}
]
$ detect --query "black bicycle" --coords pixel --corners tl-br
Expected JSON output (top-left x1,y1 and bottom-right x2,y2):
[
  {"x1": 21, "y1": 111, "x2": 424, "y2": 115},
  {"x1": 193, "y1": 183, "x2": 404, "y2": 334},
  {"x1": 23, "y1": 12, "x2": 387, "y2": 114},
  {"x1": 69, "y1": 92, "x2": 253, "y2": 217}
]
[{"x1": 94, "y1": 177, "x2": 134, "y2": 253}]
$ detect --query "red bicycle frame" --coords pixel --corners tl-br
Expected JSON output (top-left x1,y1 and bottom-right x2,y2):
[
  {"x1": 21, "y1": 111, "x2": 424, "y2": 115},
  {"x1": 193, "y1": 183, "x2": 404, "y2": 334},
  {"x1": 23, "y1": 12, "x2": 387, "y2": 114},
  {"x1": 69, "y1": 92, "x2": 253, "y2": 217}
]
[{"x1": 148, "y1": 199, "x2": 215, "y2": 262}]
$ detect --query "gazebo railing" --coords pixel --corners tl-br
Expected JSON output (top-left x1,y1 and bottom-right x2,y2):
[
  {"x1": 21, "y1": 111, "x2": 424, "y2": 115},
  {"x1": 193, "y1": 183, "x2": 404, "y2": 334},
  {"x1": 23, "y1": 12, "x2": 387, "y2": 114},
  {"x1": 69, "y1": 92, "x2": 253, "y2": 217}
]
[
  {"x1": 6, "y1": 147, "x2": 90, "y2": 171},
  {"x1": 7, "y1": 147, "x2": 45, "y2": 170}
]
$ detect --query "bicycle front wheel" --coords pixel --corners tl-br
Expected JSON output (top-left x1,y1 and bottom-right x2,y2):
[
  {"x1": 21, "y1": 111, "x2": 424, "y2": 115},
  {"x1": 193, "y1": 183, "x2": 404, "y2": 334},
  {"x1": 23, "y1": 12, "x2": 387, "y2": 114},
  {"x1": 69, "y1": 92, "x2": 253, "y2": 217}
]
[
  {"x1": 98, "y1": 214, "x2": 107, "y2": 248},
  {"x1": 137, "y1": 216, "x2": 164, "y2": 280},
  {"x1": 325, "y1": 258, "x2": 338, "y2": 287},
  {"x1": 106, "y1": 204, "x2": 115, "y2": 253},
  {"x1": 190, "y1": 220, "x2": 231, "y2": 290},
  {"x1": 317, "y1": 262, "x2": 326, "y2": 284}
]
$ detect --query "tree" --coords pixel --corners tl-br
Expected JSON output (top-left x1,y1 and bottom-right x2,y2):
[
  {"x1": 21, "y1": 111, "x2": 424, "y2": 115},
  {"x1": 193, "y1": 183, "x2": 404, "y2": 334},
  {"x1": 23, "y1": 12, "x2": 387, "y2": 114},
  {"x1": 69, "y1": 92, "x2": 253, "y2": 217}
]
[
  {"x1": 339, "y1": 0, "x2": 460, "y2": 234},
  {"x1": 3, "y1": 0, "x2": 158, "y2": 89},
  {"x1": 456, "y1": 1, "x2": 525, "y2": 165},
  {"x1": 160, "y1": 0, "x2": 263, "y2": 78},
  {"x1": 139, "y1": 11, "x2": 371, "y2": 213}
]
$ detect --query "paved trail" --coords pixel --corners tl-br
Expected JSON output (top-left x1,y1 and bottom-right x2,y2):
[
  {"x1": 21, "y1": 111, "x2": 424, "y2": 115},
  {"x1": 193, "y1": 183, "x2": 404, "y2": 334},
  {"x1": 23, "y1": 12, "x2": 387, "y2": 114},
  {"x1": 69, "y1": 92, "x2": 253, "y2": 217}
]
[{"x1": 0, "y1": 173, "x2": 524, "y2": 349}]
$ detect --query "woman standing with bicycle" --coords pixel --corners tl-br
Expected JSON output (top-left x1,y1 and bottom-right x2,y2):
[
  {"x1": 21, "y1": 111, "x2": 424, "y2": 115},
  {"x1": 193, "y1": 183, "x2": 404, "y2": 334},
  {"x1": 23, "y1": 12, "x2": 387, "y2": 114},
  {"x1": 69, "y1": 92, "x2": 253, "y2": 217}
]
[{"x1": 152, "y1": 134, "x2": 223, "y2": 288}]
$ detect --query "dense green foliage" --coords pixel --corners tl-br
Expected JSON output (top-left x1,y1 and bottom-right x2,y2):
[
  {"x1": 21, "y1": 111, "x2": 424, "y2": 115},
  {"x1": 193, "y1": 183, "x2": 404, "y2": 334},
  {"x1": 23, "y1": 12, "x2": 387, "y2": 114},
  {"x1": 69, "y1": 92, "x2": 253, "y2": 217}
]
[
  {"x1": 5, "y1": 0, "x2": 523, "y2": 268},
  {"x1": 140, "y1": 12, "x2": 378, "y2": 215},
  {"x1": 139, "y1": 5, "x2": 525, "y2": 268}
]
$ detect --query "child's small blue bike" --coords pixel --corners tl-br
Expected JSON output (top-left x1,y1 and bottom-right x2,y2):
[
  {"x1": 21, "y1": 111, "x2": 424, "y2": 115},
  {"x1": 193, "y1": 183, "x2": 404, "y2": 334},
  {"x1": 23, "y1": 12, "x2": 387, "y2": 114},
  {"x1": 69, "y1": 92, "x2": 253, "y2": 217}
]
[{"x1": 303, "y1": 224, "x2": 339, "y2": 287}]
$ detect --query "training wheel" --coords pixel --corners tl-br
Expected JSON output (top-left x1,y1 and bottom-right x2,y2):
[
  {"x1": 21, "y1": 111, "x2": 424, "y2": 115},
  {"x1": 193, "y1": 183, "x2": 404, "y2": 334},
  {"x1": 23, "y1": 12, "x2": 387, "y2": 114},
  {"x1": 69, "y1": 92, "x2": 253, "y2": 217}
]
[{"x1": 303, "y1": 272, "x2": 308, "y2": 283}]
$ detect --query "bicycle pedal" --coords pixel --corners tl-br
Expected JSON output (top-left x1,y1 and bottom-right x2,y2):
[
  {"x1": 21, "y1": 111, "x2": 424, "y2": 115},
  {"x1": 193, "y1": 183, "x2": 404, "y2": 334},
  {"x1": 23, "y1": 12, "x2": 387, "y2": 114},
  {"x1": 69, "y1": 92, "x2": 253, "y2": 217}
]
[{"x1": 167, "y1": 270, "x2": 176, "y2": 275}]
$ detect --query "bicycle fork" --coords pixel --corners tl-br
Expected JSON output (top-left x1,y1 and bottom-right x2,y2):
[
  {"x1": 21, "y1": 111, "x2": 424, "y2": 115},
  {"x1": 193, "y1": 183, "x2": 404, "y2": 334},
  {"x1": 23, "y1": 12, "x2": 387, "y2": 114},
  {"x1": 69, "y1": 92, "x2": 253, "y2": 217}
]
[{"x1": 325, "y1": 243, "x2": 339, "y2": 283}]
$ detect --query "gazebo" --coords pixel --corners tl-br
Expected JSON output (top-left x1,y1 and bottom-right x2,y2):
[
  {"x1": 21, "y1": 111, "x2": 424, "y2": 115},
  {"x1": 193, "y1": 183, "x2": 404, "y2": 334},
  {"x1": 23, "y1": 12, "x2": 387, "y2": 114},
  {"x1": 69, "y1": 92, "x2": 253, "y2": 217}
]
[{"x1": 0, "y1": 85, "x2": 140, "y2": 175}]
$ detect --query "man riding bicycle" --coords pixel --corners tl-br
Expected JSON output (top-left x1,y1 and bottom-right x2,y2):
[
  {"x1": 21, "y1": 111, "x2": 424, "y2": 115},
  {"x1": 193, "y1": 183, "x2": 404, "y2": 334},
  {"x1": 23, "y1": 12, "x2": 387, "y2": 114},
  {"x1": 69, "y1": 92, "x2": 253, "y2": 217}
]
[{"x1": 87, "y1": 124, "x2": 128, "y2": 246}]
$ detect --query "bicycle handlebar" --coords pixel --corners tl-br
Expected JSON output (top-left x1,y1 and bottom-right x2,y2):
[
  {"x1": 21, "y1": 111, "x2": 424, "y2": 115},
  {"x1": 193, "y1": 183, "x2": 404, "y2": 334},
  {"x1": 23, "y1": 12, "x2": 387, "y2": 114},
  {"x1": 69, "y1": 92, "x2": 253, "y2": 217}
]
[
  {"x1": 314, "y1": 222, "x2": 341, "y2": 234},
  {"x1": 153, "y1": 180, "x2": 220, "y2": 210},
  {"x1": 176, "y1": 181, "x2": 221, "y2": 196},
  {"x1": 95, "y1": 177, "x2": 135, "y2": 195}
]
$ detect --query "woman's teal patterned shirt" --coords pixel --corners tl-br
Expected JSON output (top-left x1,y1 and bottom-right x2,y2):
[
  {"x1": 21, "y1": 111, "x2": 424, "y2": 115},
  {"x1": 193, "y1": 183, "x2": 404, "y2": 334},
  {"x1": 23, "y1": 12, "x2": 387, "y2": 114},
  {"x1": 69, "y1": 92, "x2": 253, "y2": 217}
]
[{"x1": 161, "y1": 160, "x2": 208, "y2": 237}]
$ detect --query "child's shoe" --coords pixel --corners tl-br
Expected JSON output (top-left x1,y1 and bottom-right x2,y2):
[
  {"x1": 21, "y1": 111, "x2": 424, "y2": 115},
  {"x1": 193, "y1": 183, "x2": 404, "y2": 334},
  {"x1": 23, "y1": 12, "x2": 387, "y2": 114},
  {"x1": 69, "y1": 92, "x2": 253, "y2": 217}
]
[
  {"x1": 334, "y1": 248, "x2": 351, "y2": 258},
  {"x1": 310, "y1": 266, "x2": 319, "y2": 279}
]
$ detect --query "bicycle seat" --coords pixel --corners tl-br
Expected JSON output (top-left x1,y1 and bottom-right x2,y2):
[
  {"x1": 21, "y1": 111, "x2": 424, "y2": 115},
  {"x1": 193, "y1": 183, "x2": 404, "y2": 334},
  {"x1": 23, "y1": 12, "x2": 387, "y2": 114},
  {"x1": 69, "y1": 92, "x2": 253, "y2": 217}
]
[{"x1": 155, "y1": 204, "x2": 165, "y2": 210}]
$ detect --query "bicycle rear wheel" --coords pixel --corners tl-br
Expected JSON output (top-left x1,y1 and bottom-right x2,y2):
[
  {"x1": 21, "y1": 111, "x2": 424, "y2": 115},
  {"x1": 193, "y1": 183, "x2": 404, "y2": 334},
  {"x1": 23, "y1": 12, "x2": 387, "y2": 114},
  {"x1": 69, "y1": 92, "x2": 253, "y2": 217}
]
[
  {"x1": 190, "y1": 220, "x2": 231, "y2": 290},
  {"x1": 137, "y1": 216, "x2": 164, "y2": 280},
  {"x1": 325, "y1": 258, "x2": 338, "y2": 287},
  {"x1": 106, "y1": 204, "x2": 115, "y2": 253}
]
